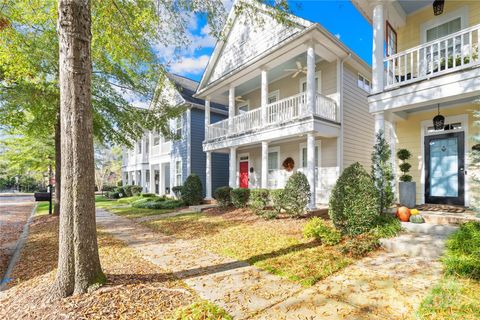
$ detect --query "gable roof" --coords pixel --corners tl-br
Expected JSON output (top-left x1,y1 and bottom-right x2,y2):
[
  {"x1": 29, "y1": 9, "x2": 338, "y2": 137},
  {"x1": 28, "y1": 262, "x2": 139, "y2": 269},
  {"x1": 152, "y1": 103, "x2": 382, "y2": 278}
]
[
  {"x1": 163, "y1": 73, "x2": 227, "y2": 112},
  {"x1": 197, "y1": 0, "x2": 314, "y2": 92}
]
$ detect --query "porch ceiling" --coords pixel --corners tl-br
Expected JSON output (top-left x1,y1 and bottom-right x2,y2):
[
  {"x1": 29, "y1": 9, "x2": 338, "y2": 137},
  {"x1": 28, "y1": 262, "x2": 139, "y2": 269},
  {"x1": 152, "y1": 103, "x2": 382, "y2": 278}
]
[{"x1": 398, "y1": 0, "x2": 430, "y2": 15}]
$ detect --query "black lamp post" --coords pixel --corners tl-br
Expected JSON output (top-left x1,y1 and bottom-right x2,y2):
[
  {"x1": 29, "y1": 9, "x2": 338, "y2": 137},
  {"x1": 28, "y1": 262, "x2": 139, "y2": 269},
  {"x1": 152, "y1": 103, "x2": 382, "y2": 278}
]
[
  {"x1": 433, "y1": 0, "x2": 445, "y2": 16},
  {"x1": 433, "y1": 104, "x2": 445, "y2": 130}
]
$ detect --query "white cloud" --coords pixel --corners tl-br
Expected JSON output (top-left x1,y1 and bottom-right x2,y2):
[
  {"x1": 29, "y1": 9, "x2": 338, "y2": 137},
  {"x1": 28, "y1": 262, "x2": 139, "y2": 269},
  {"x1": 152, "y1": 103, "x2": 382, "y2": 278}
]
[
  {"x1": 170, "y1": 55, "x2": 210, "y2": 75},
  {"x1": 335, "y1": 33, "x2": 341, "y2": 39}
]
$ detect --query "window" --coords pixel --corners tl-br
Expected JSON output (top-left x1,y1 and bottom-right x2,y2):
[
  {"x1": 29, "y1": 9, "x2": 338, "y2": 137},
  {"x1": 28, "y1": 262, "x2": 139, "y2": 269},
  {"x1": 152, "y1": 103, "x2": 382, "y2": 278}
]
[
  {"x1": 301, "y1": 146, "x2": 319, "y2": 168},
  {"x1": 137, "y1": 141, "x2": 142, "y2": 154},
  {"x1": 175, "y1": 160, "x2": 182, "y2": 186},
  {"x1": 300, "y1": 72, "x2": 321, "y2": 93},
  {"x1": 358, "y1": 74, "x2": 371, "y2": 93},
  {"x1": 268, "y1": 151, "x2": 278, "y2": 172},
  {"x1": 268, "y1": 149, "x2": 279, "y2": 188},
  {"x1": 386, "y1": 21, "x2": 397, "y2": 56},
  {"x1": 175, "y1": 117, "x2": 182, "y2": 136},
  {"x1": 426, "y1": 17, "x2": 461, "y2": 42},
  {"x1": 145, "y1": 137, "x2": 149, "y2": 154},
  {"x1": 268, "y1": 91, "x2": 280, "y2": 104},
  {"x1": 153, "y1": 134, "x2": 160, "y2": 146},
  {"x1": 237, "y1": 101, "x2": 249, "y2": 114}
]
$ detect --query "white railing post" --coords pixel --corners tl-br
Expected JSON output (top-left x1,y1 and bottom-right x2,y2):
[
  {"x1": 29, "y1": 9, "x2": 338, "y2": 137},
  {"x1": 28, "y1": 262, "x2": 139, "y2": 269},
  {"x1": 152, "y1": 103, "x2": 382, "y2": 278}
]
[
  {"x1": 372, "y1": 2, "x2": 385, "y2": 94},
  {"x1": 228, "y1": 86, "x2": 235, "y2": 133},
  {"x1": 229, "y1": 147, "x2": 237, "y2": 188},
  {"x1": 307, "y1": 44, "x2": 316, "y2": 115}
]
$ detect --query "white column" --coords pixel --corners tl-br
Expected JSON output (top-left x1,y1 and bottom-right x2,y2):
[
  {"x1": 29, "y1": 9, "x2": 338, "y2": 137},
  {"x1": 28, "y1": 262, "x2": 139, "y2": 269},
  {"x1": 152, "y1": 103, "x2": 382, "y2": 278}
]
[
  {"x1": 372, "y1": 2, "x2": 385, "y2": 94},
  {"x1": 261, "y1": 69, "x2": 268, "y2": 123},
  {"x1": 228, "y1": 86, "x2": 235, "y2": 130},
  {"x1": 306, "y1": 45, "x2": 316, "y2": 115},
  {"x1": 307, "y1": 133, "x2": 316, "y2": 210},
  {"x1": 128, "y1": 171, "x2": 133, "y2": 185},
  {"x1": 149, "y1": 165, "x2": 155, "y2": 194},
  {"x1": 374, "y1": 112, "x2": 385, "y2": 136},
  {"x1": 205, "y1": 97, "x2": 211, "y2": 140},
  {"x1": 261, "y1": 141, "x2": 269, "y2": 189},
  {"x1": 229, "y1": 147, "x2": 237, "y2": 188},
  {"x1": 141, "y1": 169, "x2": 147, "y2": 192},
  {"x1": 206, "y1": 151, "x2": 212, "y2": 199}
]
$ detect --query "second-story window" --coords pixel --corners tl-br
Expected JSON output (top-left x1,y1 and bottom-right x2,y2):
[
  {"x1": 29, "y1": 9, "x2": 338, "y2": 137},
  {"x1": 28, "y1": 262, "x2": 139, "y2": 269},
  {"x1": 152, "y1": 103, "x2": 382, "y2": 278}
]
[
  {"x1": 137, "y1": 141, "x2": 142, "y2": 154},
  {"x1": 386, "y1": 21, "x2": 397, "y2": 57},
  {"x1": 175, "y1": 117, "x2": 182, "y2": 137},
  {"x1": 153, "y1": 134, "x2": 160, "y2": 146},
  {"x1": 357, "y1": 74, "x2": 371, "y2": 93},
  {"x1": 145, "y1": 137, "x2": 149, "y2": 154}
]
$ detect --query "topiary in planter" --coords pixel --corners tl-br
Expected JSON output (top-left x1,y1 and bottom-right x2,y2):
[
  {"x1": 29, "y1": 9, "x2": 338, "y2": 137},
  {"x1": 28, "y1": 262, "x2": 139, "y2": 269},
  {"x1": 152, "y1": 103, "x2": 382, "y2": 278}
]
[
  {"x1": 181, "y1": 174, "x2": 203, "y2": 206},
  {"x1": 231, "y1": 188, "x2": 250, "y2": 208},
  {"x1": 397, "y1": 149, "x2": 412, "y2": 182},
  {"x1": 214, "y1": 186, "x2": 232, "y2": 208},
  {"x1": 329, "y1": 162, "x2": 380, "y2": 236},
  {"x1": 283, "y1": 172, "x2": 311, "y2": 217}
]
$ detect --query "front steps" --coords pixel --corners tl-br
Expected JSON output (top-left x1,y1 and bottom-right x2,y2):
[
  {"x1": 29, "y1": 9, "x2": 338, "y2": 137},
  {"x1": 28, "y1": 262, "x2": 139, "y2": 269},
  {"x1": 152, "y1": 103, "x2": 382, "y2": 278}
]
[{"x1": 380, "y1": 222, "x2": 458, "y2": 259}]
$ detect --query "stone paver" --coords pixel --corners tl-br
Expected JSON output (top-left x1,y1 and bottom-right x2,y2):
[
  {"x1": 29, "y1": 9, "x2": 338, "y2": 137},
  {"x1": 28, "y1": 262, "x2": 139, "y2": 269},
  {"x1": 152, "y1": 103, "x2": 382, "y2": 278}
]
[{"x1": 97, "y1": 209, "x2": 444, "y2": 319}]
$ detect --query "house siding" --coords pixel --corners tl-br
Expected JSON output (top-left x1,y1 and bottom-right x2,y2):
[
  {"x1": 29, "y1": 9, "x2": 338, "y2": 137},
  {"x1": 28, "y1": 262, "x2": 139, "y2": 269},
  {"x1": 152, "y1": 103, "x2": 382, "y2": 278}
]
[
  {"x1": 190, "y1": 109, "x2": 229, "y2": 196},
  {"x1": 342, "y1": 64, "x2": 374, "y2": 170}
]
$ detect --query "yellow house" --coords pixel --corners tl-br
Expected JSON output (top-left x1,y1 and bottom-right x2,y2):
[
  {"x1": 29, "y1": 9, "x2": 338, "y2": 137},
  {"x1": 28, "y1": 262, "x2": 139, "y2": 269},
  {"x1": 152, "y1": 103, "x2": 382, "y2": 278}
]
[{"x1": 352, "y1": 0, "x2": 480, "y2": 207}]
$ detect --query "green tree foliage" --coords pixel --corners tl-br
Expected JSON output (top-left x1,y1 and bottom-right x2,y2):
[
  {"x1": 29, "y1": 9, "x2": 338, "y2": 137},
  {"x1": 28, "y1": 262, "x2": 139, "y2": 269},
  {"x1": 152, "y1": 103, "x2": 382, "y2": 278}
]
[
  {"x1": 397, "y1": 149, "x2": 413, "y2": 182},
  {"x1": 329, "y1": 162, "x2": 380, "y2": 236},
  {"x1": 283, "y1": 172, "x2": 311, "y2": 217},
  {"x1": 371, "y1": 130, "x2": 394, "y2": 214}
]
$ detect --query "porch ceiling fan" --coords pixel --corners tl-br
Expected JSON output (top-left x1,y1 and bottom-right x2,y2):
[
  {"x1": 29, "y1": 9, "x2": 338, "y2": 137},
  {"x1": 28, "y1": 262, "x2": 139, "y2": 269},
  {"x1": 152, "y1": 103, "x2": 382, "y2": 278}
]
[
  {"x1": 284, "y1": 61, "x2": 307, "y2": 78},
  {"x1": 235, "y1": 95, "x2": 246, "y2": 103}
]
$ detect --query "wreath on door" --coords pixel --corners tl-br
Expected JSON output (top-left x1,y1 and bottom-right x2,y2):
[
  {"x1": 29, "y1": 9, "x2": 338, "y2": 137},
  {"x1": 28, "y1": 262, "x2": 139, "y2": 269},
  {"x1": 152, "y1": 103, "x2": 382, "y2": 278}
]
[{"x1": 282, "y1": 157, "x2": 295, "y2": 172}]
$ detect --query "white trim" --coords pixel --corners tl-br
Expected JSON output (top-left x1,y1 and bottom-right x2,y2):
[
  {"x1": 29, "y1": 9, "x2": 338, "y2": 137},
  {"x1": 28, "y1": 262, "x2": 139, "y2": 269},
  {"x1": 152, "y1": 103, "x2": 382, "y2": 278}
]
[
  {"x1": 299, "y1": 71, "x2": 322, "y2": 94},
  {"x1": 237, "y1": 100, "x2": 250, "y2": 114},
  {"x1": 420, "y1": 114, "x2": 469, "y2": 206},
  {"x1": 237, "y1": 152, "x2": 250, "y2": 188},
  {"x1": 186, "y1": 109, "x2": 191, "y2": 177},
  {"x1": 420, "y1": 6, "x2": 468, "y2": 43},
  {"x1": 174, "y1": 158, "x2": 183, "y2": 187}
]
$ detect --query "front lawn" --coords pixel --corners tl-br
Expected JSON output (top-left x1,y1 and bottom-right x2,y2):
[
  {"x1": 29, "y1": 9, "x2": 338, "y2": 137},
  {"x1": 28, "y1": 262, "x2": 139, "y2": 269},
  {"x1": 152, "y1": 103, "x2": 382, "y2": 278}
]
[
  {"x1": 0, "y1": 214, "x2": 231, "y2": 319},
  {"x1": 144, "y1": 208, "x2": 362, "y2": 286}
]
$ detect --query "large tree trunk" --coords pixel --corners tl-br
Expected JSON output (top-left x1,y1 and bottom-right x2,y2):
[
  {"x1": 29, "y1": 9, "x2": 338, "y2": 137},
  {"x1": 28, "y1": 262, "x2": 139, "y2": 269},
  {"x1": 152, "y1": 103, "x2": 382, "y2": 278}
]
[
  {"x1": 54, "y1": 112, "x2": 61, "y2": 216},
  {"x1": 52, "y1": 0, "x2": 104, "y2": 298}
]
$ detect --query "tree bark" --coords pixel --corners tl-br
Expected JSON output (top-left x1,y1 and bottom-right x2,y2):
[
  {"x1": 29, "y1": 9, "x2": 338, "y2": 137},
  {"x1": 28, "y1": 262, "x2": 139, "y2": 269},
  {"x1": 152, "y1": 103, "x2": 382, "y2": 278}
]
[
  {"x1": 54, "y1": 112, "x2": 61, "y2": 216},
  {"x1": 52, "y1": 0, "x2": 104, "y2": 298}
]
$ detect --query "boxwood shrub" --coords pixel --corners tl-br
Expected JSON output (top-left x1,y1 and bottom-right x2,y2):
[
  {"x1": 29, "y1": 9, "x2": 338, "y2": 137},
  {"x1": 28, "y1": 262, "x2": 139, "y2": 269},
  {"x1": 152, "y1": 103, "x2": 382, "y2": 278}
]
[
  {"x1": 283, "y1": 172, "x2": 310, "y2": 217},
  {"x1": 181, "y1": 174, "x2": 203, "y2": 206},
  {"x1": 249, "y1": 189, "x2": 269, "y2": 213},
  {"x1": 231, "y1": 188, "x2": 250, "y2": 208},
  {"x1": 329, "y1": 162, "x2": 380, "y2": 236},
  {"x1": 270, "y1": 189, "x2": 285, "y2": 213},
  {"x1": 130, "y1": 185, "x2": 143, "y2": 196},
  {"x1": 132, "y1": 198, "x2": 184, "y2": 210},
  {"x1": 443, "y1": 222, "x2": 480, "y2": 279},
  {"x1": 214, "y1": 186, "x2": 232, "y2": 207}
]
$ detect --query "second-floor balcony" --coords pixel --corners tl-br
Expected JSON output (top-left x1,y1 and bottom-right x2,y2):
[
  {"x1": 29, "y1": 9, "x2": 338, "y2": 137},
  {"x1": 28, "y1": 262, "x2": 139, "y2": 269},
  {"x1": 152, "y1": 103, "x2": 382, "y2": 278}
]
[
  {"x1": 206, "y1": 92, "x2": 338, "y2": 141},
  {"x1": 384, "y1": 24, "x2": 480, "y2": 90}
]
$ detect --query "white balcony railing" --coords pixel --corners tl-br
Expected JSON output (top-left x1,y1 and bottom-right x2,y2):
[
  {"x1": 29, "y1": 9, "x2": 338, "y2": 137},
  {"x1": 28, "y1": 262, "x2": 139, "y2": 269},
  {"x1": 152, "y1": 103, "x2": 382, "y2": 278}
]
[
  {"x1": 206, "y1": 92, "x2": 337, "y2": 141},
  {"x1": 384, "y1": 24, "x2": 480, "y2": 89}
]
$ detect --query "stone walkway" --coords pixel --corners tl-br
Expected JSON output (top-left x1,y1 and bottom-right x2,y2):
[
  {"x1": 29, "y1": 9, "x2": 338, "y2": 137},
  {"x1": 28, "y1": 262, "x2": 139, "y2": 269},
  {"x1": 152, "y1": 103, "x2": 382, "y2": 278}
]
[{"x1": 96, "y1": 209, "x2": 443, "y2": 319}]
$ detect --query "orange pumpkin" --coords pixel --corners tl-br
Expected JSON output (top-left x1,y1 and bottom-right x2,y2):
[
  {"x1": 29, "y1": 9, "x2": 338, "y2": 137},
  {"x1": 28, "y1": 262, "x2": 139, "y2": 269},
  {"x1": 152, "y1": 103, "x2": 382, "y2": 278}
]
[{"x1": 397, "y1": 206, "x2": 411, "y2": 222}]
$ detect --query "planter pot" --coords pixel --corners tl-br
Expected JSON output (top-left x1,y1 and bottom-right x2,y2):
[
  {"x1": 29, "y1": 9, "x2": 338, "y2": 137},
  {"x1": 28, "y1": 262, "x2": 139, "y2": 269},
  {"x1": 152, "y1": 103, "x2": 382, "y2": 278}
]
[{"x1": 399, "y1": 181, "x2": 416, "y2": 208}]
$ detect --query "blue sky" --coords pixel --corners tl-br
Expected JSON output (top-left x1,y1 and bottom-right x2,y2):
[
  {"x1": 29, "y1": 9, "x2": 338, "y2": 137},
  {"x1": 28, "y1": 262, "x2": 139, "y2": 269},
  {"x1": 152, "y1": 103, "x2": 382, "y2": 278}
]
[{"x1": 167, "y1": 0, "x2": 372, "y2": 81}]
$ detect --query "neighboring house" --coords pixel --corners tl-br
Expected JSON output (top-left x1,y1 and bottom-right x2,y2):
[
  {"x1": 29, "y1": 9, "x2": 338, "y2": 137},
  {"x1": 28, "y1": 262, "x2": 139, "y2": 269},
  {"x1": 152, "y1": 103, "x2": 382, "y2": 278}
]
[
  {"x1": 121, "y1": 74, "x2": 229, "y2": 196},
  {"x1": 352, "y1": 0, "x2": 480, "y2": 207},
  {"x1": 194, "y1": 0, "x2": 374, "y2": 209}
]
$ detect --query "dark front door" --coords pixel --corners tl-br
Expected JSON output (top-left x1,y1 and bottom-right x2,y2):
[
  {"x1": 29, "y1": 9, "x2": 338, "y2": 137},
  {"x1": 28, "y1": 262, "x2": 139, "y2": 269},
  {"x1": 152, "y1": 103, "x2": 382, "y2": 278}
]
[{"x1": 425, "y1": 132, "x2": 465, "y2": 205}]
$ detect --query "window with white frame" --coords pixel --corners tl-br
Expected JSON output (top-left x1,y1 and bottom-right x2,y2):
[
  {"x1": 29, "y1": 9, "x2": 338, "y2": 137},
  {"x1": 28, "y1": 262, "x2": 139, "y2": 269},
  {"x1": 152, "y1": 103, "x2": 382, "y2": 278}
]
[
  {"x1": 300, "y1": 72, "x2": 321, "y2": 93},
  {"x1": 301, "y1": 144, "x2": 319, "y2": 168},
  {"x1": 426, "y1": 17, "x2": 461, "y2": 42},
  {"x1": 175, "y1": 117, "x2": 182, "y2": 136},
  {"x1": 153, "y1": 133, "x2": 160, "y2": 145},
  {"x1": 386, "y1": 21, "x2": 397, "y2": 57},
  {"x1": 145, "y1": 137, "x2": 149, "y2": 154},
  {"x1": 175, "y1": 160, "x2": 182, "y2": 186},
  {"x1": 268, "y1": 90, "x2": 280, "y2": 104},
  {"x1": 268, "y1": 148, "x2": 279, "y2": 188},
  {"x1": 137, "y1": 140, "x2": 142, "y2": 154},
  {"x1": 358, "y1": 74, "x2": 371, "y2": 93}
]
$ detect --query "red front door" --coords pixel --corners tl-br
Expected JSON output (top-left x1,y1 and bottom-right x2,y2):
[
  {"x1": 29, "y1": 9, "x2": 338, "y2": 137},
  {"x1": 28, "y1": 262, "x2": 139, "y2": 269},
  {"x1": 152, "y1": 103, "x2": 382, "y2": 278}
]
[{"x1": 239, "y1": 161, "x2": 249, "y2": 188}]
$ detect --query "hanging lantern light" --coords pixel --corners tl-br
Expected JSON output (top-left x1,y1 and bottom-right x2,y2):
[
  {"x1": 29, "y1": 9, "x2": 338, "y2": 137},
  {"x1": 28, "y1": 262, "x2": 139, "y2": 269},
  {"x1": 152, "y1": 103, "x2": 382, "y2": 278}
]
[
  {"x1": 433, "y1": 104, "x2": 445, "y2": 130},
  {"x1": 433, "y1": 0, "x2": 445, "y2": 16}
]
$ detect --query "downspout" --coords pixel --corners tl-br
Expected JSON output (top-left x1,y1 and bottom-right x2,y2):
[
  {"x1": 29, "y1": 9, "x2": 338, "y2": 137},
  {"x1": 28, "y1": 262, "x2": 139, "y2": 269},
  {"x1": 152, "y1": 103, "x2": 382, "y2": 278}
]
[{"x1": 338, "y1": 53, "x2": 352, "y2": 174}]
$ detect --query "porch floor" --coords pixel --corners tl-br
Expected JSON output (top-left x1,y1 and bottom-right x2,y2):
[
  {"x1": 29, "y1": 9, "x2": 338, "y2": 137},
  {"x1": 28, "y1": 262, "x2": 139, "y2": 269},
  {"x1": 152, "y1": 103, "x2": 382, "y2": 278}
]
[{"x1": 416, "y1": 204, "x2": 480, "y2": 225}]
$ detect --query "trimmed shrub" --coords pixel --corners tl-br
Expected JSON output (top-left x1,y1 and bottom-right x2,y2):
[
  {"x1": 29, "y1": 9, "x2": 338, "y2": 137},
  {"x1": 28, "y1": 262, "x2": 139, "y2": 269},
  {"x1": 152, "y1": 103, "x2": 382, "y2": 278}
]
[
  {"x1": 303, "y1": 217, "x2": 342, "y2": 245},
  {"x1": 283, "y1": 172, "x2": 310, "y2": 217},
  {"x1": 231, "y1": 188, "x2": 250, "y2": 208},
  {"x1": 214, "y1": 186, "x2": 232, "y2": 207},
  {"x1": 443, "y1": 222, "x2": 480, "y2": 279},
  {"x1": 249, "y1": 189, "x2": 269, "y2": 213},
  {"x1": 141, "y1": 193, "x2": 156, "y2": 198},
  {"x1": 340, "y1": 234, "x2": 380, "y2": 258},
  {"x1": 172, "y1": 186, "x2": 183, "y2": 198},
  {"x1": 123, "y1": 185, "x2": 134, "y2": 197},
  {"x1": 132, "y1": 198, "x2": 184, "y2": 210},
  {"x1": 270, "y1": 189, "x2": 285, "y2": 213},
  {"x1": 181, "y1": 174, "x2": 203, "y2": 206},
  {"x1": 260, "y1": 210, "x2": 278, "y2": 220},
  {"x1": 106, "y1": 191, "x2": 120, "y2": 199},
  {"x1": 102, "y1": 185, "x2": 116, "y2": 192},
  {"x1": 329, "y1": 162, "x2": 380, "y2": 236},
  {"x1": 114, "y1": 186, "x2": 126, "y2": 198},
  {"x1": 130, "y1": 185, "x2": 143, "y2": 196}
]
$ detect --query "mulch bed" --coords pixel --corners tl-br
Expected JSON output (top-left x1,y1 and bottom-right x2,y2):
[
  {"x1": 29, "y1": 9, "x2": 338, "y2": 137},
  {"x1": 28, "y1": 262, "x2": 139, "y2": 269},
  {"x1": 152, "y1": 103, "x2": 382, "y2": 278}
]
[{"x1": 0, "y1": 215, "x2": 198, "y2": 320}]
